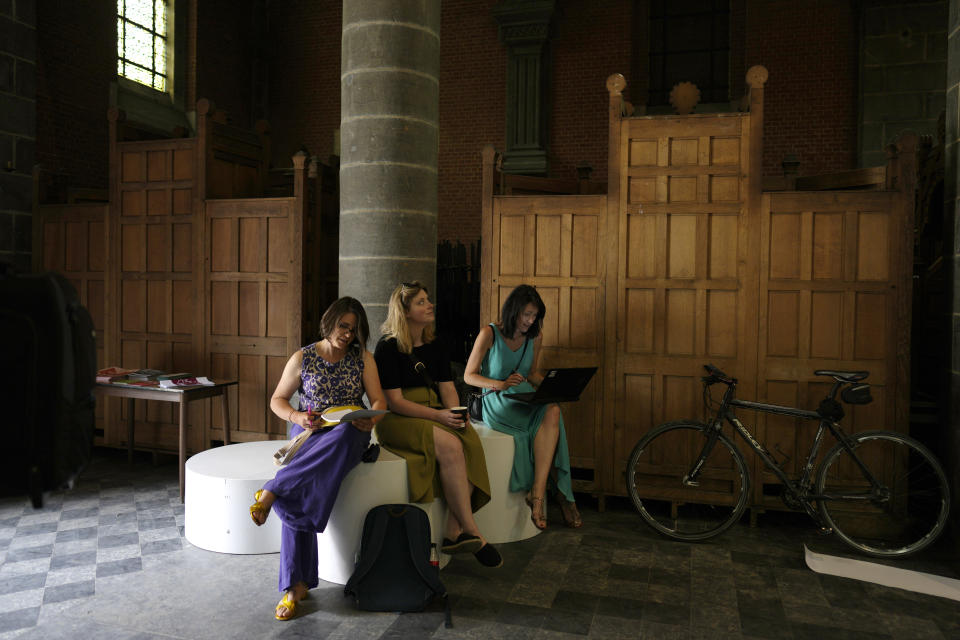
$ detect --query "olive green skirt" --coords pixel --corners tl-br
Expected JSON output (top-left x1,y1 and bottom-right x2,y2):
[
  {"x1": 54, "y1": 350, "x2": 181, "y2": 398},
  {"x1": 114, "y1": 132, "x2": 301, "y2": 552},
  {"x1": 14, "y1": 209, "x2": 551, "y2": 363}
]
[{"x1": 375, "y1": 386, "x2": 491, "y2": 512}]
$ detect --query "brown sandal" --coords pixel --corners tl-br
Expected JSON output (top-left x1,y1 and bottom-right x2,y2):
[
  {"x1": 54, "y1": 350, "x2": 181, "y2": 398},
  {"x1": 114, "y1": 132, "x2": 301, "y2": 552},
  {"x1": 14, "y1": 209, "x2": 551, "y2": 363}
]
[
  {"x1": 557, "y1": 496, "x2": 582, "y2": 528},
  {"x1": 525, "y1": 493, "x2": 546, "y2": 530}
]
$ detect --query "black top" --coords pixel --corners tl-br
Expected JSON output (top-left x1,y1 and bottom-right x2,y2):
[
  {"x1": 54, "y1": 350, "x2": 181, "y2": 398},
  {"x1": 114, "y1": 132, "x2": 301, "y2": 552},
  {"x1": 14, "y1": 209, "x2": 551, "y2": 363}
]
[{"x1": 374, "y1": 337, "x2": 453, "y2": 390}]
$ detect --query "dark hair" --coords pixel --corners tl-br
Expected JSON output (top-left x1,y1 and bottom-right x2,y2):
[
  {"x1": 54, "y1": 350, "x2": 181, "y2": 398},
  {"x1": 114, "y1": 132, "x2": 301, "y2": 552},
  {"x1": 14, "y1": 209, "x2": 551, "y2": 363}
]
[
  {"x1": 319, "y1": 297, "x2": 369, "y2": 350},
  {"x1": 500, "y1": 284, "x2": 545, "y2": 339}
]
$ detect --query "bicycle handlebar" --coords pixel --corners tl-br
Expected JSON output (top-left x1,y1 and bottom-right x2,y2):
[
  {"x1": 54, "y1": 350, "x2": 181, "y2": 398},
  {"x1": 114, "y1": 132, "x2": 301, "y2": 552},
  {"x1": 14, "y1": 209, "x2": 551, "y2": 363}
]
[{"x1": 701, "y1": 364, "x2": 736, "y2": 386}]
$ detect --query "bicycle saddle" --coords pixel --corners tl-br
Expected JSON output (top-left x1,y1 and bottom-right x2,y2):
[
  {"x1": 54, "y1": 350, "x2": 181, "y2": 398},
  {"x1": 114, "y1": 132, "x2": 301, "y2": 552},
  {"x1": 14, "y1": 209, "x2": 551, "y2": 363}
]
[{"x1": 814, "y1": 369, "x2": 869, "y2": 382}]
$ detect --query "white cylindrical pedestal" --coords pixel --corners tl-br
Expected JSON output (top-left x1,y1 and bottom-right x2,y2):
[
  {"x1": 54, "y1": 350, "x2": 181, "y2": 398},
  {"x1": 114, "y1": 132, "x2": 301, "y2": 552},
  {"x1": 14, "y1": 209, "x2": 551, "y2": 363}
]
[
  {"x1": 473, "y1": 422, "x2": 542, "y2": 544},
  {"x1": 185, "y1": 440, "x2": 283, "y2": 554}
]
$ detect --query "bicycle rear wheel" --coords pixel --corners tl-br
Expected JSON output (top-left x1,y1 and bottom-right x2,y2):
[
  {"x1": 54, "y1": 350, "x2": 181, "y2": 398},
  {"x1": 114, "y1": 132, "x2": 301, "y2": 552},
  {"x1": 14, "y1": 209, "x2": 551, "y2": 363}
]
[
  {"x1": 815, "y1": 431, "x2": 950, "y2": 557},
  {"x1": 626, "y1": 421, "x2": 750, "y2": 541}
]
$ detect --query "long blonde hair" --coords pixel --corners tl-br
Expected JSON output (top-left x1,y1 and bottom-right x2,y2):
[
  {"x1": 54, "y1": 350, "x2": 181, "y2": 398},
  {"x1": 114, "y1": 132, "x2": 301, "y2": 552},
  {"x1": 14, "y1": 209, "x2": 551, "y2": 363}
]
[{"x1": 380, "y1": 281, "x2": 435, "y2": 354}]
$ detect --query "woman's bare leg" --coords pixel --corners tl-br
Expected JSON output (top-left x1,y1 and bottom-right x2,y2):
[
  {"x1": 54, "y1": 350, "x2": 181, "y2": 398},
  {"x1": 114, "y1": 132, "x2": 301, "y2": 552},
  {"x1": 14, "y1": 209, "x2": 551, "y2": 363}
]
[
  {"x1": 433, "y1": 426, "x2": 482, "y2": 540},
  {"x1": 531, "y1": 404, "x2": 561, "y2": 499}
]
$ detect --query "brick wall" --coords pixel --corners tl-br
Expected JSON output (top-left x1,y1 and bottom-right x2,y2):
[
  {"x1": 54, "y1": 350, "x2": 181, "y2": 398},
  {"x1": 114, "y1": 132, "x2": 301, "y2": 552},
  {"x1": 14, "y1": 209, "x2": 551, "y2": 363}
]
[
  {"x1": 438, "y1": 0, "x2": 505, "y2": 242},
  {"x1": 34, "y1": 0, "x2": 113, "y2": 191},
  {"x1": 196, "y1": 0, "x2": 260, "y2": 128},
  {"x1": 266, "y1": 1, "x2": 342, "y2": 168},
  {"x1": 0, "y1": 0, "x2": 37, "y2": 271},
  {"x1": 744, "y1": 0, "x2": 860, "y2": 177},
  {"x1": 548, "y1": 1, "x2": 632, "y2": 187},
  {"x1": 27, "y1": 0, "x2": 872, "y2": 249}
]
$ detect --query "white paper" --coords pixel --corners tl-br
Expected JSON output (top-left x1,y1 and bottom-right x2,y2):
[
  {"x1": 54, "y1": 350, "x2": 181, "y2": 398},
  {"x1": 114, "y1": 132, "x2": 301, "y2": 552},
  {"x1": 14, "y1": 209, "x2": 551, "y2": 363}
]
[
  {"x1": 804, "y1": 545, "x2": 960, "y2": 602},
  {"x1": 322, "y1": 408, "x2": 387, "y2": 423}
]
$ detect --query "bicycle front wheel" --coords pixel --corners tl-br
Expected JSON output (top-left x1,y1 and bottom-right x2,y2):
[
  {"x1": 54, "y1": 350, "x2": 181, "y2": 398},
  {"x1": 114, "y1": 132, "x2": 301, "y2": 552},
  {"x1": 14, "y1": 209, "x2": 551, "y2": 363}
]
[
  {"x1": 626, "y1": 421, "x2": 750, "y2": 541},
  {"x1": 815, "y1": 431, "x2": 950, "y2": 557}
]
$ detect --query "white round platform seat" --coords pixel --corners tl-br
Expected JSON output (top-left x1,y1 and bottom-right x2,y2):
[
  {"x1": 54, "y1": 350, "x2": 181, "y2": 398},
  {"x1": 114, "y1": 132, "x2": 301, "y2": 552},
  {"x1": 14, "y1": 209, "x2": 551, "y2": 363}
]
[
  {"x1": 185, "y1": 440, "x2": 283, "y2": 554},
  {"x1": 472, "y1": 422, "x2": 543, "y2": 543},
  {"x1": 316, "y1": 445, "x2": 448, "y2": 585}
]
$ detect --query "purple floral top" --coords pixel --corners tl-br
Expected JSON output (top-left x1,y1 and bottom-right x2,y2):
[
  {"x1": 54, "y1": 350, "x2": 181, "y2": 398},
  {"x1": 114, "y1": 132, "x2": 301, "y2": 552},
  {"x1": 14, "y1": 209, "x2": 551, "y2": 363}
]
[{"x1": 298, "y1": 342, "x2": 365, "y2": 413}]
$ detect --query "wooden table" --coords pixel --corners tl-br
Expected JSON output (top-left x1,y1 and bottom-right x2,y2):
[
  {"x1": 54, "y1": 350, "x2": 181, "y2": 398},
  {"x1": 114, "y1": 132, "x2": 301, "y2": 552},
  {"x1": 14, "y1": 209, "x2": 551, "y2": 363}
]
[{"x1": 94, "y1": 380, "x2": 238, "y2": 501}]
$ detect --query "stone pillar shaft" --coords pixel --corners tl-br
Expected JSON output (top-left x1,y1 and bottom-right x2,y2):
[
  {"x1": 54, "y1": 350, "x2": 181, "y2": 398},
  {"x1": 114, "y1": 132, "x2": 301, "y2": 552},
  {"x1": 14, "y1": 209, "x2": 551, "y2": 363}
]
[{"x1": 340, "y1": 0, "x2": 440, "y2": 342}]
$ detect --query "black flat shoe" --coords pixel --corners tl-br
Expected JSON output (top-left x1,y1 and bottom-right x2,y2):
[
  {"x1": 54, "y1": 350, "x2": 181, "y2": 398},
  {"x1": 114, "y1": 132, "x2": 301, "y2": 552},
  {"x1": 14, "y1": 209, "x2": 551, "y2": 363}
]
[
  {"x1": 441, "y1": 533, "x2": 483, "y2": 554},
  {"x1": 474, "y1": 542, "x2": 502, "y2": 568}
]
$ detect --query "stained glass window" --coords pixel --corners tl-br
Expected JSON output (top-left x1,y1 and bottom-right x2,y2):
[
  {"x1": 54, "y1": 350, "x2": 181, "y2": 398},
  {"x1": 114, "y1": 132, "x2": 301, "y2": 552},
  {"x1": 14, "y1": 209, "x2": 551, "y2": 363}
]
[{"x1": 117, "y1": 0, "x2": 168, "y2": 92}]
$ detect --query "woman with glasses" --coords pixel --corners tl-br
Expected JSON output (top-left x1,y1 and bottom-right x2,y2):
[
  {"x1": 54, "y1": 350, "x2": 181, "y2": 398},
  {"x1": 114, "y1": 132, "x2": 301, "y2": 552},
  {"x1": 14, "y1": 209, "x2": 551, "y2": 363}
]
[
  {"x1": 373, "y1": 281, "x2": 502, "y2": 568},
  {"x1": 463, "y1": 284, "x2": 582, "y2": 530},
  {"x1": 249, "y1": 297, "x2": 387, "y2": 621}
]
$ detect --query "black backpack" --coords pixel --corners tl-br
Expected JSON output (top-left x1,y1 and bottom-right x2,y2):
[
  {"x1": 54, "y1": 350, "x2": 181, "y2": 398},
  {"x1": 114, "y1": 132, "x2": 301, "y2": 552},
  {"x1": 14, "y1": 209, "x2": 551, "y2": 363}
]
[
  {"x1": 344, "y1": 504, "x2": 451, "y2": 627},
  {"x1": 0, "y1": 271, "x2": 96, "y2": 508}
]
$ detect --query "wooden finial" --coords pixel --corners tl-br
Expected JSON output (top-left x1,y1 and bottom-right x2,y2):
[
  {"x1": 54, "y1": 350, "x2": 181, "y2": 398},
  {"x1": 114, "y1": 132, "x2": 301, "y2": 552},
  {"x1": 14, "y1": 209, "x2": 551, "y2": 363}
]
[
  {"x1": 606, "y1": 73, "x2": 627, "y2": 96},
  {"x1": 746, "y1": 65, "x2": 768, "y2": 89}
]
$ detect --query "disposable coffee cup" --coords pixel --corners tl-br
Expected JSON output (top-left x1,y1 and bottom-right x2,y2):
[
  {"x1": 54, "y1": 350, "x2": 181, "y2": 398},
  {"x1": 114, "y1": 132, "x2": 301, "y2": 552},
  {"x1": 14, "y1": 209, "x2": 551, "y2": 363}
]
[{"x1": 451, "y1": 406, "x2": 468, "y2": 420}]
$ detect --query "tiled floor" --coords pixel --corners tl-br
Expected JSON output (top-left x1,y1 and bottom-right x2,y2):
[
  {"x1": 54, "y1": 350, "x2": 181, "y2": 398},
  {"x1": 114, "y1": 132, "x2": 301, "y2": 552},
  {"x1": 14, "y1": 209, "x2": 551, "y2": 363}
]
[{"x1": 0, "y1": 447, "x2": 957, "y2": 639}]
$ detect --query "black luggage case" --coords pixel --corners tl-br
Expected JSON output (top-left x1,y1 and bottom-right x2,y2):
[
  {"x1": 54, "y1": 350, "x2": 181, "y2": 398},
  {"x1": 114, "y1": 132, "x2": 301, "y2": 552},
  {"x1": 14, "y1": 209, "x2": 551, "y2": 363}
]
[{"x1": 0, "y1": 270, "x2": 96, "y2": 507}]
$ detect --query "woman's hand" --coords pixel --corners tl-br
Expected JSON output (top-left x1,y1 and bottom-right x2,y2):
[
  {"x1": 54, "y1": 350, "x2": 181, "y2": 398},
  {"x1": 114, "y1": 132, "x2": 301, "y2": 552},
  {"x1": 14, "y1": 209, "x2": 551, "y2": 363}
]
[
  {"x1": 350, "y1": 417, "x2": 376, "y2": 432},
  {"x1": 499, "y1": 372, "x2": 525, "y2": 390},
  {"x1": 435, "y1": 409, "x2": 466, "y2": 430},
  {"x1": 291, "y1": 410, "x2": 323, "y2": 431}
]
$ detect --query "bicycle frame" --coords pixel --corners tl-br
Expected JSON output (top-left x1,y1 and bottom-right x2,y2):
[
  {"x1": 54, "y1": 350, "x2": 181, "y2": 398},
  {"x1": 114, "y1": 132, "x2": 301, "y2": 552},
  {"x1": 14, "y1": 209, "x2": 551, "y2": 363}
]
[{"x1": 691, "y1": 378, "x2": 887, "y2": 511}]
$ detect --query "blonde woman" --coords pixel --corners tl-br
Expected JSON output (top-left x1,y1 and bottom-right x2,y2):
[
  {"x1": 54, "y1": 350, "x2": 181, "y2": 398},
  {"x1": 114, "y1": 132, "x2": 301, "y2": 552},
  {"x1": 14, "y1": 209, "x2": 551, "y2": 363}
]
[{"x1": 374, "y1": 281, "x2": 501, "y2": 568}]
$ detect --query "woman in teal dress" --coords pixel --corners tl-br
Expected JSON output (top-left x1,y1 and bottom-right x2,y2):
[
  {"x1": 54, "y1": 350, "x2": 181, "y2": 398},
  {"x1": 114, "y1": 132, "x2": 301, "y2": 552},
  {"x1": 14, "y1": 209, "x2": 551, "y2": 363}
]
[{"x1": 464, "y1": 284, "x2": 582, "y2": 530}]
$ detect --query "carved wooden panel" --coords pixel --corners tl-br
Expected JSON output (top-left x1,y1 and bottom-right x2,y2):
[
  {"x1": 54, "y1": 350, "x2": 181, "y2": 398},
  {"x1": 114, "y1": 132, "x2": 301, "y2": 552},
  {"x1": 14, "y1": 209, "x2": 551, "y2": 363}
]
[
  {"x1": 614, "y1": 114, "x2": 759, "y2": 496},
  {"x1": 206, "y1": 198, "x2": 299, "y2": 440},
  {"x1": 755, "y1": 191, "x2": 908, "y2": 506},
  {"x1": 33, "y1": 203, "x2": 109, "y2": 442},
  {"x1": 109, "y1": 139, "x2": 202, "y2": 453}
]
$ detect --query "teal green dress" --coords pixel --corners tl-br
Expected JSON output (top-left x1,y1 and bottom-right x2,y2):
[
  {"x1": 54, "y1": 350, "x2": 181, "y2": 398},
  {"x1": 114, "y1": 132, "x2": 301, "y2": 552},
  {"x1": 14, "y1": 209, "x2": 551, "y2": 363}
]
[{"x1": 480, "y1": 323, "x2": 575, "y2": 502}]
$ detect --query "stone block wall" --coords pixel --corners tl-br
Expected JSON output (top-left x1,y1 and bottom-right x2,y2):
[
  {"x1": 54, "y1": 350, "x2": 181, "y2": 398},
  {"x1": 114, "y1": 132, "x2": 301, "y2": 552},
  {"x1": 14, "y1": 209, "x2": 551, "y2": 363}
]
[
  {"x1": 861, "y1": 0, "x2": 948, "y2": 167},
  {"x1": 0, "y1": 0, "x2": 36, "y2": 272}
]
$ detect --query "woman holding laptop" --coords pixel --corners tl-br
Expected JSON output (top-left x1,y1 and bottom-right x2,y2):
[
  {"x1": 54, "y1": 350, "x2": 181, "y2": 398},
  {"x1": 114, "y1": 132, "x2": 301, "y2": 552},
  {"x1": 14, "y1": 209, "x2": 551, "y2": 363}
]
[{"x1": 464, "y1": 284, "x2": 582, "y2": 530}]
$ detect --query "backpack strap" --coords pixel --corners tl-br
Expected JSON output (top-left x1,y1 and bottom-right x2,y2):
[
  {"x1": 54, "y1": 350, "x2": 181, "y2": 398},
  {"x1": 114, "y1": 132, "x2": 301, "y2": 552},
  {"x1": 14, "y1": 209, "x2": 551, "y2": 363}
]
[
  {"x1": 343, "y1": 507, "x2": 390, "y2": 595},
  {"x1": 400, "y1": 509, "x2": 452, "y2": 627},
  {"x1": 401, "y1": 510, "x2": 447, "y2": 598}
]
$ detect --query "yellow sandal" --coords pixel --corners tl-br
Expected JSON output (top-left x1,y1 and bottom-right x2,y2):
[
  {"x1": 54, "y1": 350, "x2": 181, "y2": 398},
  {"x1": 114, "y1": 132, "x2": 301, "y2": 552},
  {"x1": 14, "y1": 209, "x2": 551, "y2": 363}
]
[
  {"x1": 274, "y1": 592, "x2": 297, "y2": 621},
  {"x1": 250, "y1": 489, "x2": 270, "y2": 526}
]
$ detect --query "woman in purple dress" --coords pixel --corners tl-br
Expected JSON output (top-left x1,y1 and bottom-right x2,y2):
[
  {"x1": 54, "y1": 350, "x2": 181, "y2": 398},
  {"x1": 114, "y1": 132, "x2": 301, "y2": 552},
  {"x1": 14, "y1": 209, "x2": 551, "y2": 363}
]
[{"x1": 249, "y1": 297, "x2": 387, "y2": 621}]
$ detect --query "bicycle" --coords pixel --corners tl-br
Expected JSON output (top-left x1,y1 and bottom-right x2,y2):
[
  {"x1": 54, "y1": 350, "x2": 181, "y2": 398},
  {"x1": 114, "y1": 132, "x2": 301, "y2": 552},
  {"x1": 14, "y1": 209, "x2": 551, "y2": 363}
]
[{"x1": 626, "y1": 364, "x2": 950, "y2": 558}]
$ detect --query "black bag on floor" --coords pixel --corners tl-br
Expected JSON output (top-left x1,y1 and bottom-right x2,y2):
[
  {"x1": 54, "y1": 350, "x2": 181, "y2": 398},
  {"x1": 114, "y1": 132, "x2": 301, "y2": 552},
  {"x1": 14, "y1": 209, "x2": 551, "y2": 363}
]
[
  {"x1": 344, "y1": 504, "x2": 451, "y2": 627},
  {"x1": 0, "y1": 270, "x2": 96, "y2": 508}
]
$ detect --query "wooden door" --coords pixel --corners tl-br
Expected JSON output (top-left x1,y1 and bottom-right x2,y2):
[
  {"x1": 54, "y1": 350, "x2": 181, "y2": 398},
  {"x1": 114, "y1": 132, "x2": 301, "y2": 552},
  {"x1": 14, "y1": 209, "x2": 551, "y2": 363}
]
[
  {"x1": 108, "y1": 139, "x2": 202, "y2": 453},
  {"x1": 205, "y1": 197, "x2": 300, "y2": 442},
  {"x1": 487, "y1": 194, "x2": 609, "y2": 493},
  {"x1": 755, "y1": 190, "x2": 913, "y2": 508},
  {"x1": 611, "y1": 114, "x2": 760, "y2": 496}
]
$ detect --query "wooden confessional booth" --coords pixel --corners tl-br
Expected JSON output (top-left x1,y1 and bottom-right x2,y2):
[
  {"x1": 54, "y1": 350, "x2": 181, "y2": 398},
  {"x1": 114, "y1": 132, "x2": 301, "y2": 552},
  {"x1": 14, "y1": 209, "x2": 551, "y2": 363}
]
[
  {"x1": 479, "y1": 67, "x2": 916, "y2": 515},
  {"x1": 33, "y1": 100, "x2": 340, "y2": 456}
]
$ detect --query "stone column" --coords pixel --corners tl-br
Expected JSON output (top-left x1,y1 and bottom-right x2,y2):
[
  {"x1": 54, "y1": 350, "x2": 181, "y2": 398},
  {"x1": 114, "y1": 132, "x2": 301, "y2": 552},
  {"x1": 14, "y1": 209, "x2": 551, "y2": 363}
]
[
  {"x1": 339, "y1": 0, "x2": 440, "y2": 343},
  {"x1": 0, "y1": 0, "x2": 36, "y2": 272}
]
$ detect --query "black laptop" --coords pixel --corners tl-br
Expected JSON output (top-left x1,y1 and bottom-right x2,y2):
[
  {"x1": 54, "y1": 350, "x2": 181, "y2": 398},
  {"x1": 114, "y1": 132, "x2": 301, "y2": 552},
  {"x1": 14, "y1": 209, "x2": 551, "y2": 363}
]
[{"x1": 508, "y1": 367, "x2": 597, "y2": 404}]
